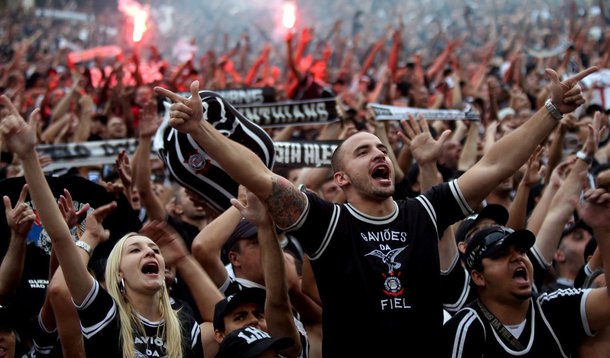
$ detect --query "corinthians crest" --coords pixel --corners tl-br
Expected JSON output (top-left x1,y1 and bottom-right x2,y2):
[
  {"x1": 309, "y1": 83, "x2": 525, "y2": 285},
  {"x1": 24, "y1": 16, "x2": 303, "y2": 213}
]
[
  {"x1": 184, "y1": 150, "x2": 211, "y2": 175},
  {"x1": 365, "y1": 246, "x2": 407, "y2": 297}
]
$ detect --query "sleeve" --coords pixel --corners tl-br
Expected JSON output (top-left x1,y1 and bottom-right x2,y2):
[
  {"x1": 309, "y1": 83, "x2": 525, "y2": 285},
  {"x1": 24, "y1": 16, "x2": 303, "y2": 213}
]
[
  {"x1": 182, "y1": 313, "x2": 203, "y2": 358},
  {"x1": 74, "y1": 280, "x2": 119, "y2": 340},
  {"x1": 441, "y1": 260, "x2": 473, "y2": 314},
  {"x1": 442, "y1": 308, "x2": 486, "y2": 358},
  {"x1": 282, "y1": 190, "x2": 340, "y2": 256},
  {"x1": 29, "y1": 311, "x2": 59, "y2": 357},
  {"x1": 420, "y1": 180, "x2": 474, "y2": 234},
  {"x1": 538, "y1": 289, "x2": 592, "y2": 343},
  {"x1": 527, "y1": 246, "x2": 550, "y2": 291}
]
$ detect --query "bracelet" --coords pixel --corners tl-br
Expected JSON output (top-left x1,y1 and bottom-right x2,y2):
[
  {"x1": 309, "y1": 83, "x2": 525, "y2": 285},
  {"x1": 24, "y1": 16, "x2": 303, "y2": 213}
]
[
  {"x1": 75, "y1": 240, "x2": 92, "y2": 257},
  {"x1": 544, "y1": 99, "x2": 564, "y2": 121},
  {"x1": 575, "y1": 150, "x2": 593, "y2": 165}
]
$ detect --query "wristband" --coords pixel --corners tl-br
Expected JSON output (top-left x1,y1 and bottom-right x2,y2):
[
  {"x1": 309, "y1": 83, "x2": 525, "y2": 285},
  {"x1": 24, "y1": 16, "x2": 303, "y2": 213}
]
[
  {"x1": 575, "y1": 150, "x2": 593, "y2": 165},
  {"x1": 544, "y1": 99, "x2": 564, "y2": 120},
  {"x1": 75, "y1": 240, "x2": 92, "y2": 257}
]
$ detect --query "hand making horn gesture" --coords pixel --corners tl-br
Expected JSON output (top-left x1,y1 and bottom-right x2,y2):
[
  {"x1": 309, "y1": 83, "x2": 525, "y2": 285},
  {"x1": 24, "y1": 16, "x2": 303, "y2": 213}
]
[
  {"x1": 154, "y1": 81, "x2": 204, "y2": 134},
  {"x1": 546, "y1": 66, "x2": 598, "y2": 115}
]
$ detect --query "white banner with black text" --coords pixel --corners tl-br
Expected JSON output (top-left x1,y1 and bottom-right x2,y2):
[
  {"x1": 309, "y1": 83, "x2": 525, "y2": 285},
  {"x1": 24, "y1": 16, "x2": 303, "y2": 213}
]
[
  {"x1": 36, "y1": 138, "x2": 340, "y2": 172},
  {"x1": 368, "y1": 103, "x2": 480, "y2": 121}
]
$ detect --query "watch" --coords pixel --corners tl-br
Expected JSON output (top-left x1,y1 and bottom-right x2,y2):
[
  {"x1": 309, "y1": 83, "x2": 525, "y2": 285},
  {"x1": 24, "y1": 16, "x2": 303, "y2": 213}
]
[
  {"x1": 75, "y1": 240, "x2": 92, "y2": 256},
  {"x1": 544, "y1": 99, "x2": 564, "y2": 121},
  {"x1": 575, "y1": 150, "x2": 593, "y2": 165}
]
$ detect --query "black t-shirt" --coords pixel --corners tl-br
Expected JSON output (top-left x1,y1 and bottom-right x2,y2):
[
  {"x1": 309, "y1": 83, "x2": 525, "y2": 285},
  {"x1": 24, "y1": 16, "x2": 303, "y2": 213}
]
[
  {"x1": 442, "y1": 289, "x2": 592, "y2": 357},
  {"x1": 27, "y1": 311, "x2": 62, "y2": 357},
  {"x1": 76, "y1": 280, "x2": 203, "y2": 358},
  {"x1": 285, "y1": 180, "x2": 472, "y2": 357}
]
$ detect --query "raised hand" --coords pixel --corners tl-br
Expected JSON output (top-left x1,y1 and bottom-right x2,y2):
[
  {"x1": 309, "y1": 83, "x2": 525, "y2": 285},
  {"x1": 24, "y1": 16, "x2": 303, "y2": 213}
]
[
  {"x1": 230, "y1": 187, "x2": 270, "y2": 226},
  {"x1": 578, "y1": 187, "x2": 610, "y2": 229},
  {"x1": 545, "y1": 66, "x2": 598, "y2": 115},
  {"x1": 398, "y1": 113, "x2": 451, "y2": 165},
  {"x1": 0, "y1": 95, "x2": 38, "y2": 157},
  {"x1": 100, "y1": 180, "x2": 124, "y2": 200},
  {"x1": 4, "y1": 184, "x2": 35, "y2": 238},
  {"x1": 138, "y1": 100, "x2": 160, "y2": 138},
  {"x1": 153, "y1": 81, "x2": 203, "y2": 134},
  {"x1": 115, "y1": 150, "x2": 133, "y2": 190},
  {"x1": 58, "y1": 189, "x2": 90, "y2": 229},
  {"x1": 81, "y1": 201, "x2": 116, "y2": 247},
  {"x1": 548, "y1": 159, "x2": 573, "y2": 190},
  {"x1": 581, "y1": 111, "x2": 605, "y2": 157},
  {"x1": 522, "y1": 146, "x2": 544, "y2": 187},
  {"x1": 140, "y1": 220, "x2": 188, "y2": 267}
]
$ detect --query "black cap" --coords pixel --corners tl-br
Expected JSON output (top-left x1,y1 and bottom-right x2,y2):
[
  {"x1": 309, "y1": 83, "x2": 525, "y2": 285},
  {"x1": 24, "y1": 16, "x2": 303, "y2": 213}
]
[
  {"x1": 464, "y1": 226, "x2": 535, "y2": 271},
  {"x1": 217, "y1": 326, "x2": 294, "y2": 358},
  {"x1": 561, "y1": 218, "x2": 593, "y2": 238},
  {"x1": 214, "y1": 288, "x2": 266, "y2": 331},
  {"x1": 0, "y1": 305, "x2": 17, "y2": 332},
  {"x1": 455, "y1": 204, "x2": 509, "y2": 243},
  {"x1": 222, "y1": 219, "x2": 258, "y2": 263}
]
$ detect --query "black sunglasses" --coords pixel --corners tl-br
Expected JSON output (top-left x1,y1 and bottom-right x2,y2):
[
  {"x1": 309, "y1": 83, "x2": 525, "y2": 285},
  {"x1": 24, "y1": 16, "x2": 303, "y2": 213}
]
[{"x1": 466, "y1": 227, "x2": 514, "y2": 269}]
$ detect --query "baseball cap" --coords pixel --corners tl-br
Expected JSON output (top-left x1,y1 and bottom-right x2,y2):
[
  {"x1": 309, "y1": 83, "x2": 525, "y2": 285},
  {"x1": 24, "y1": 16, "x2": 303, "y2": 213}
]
[
  {"x1": 0, "y1": 305, "x2": 17, "y2": 332},
  {"x1": 455, "y1": 204, "x2": 509, "y2": 243},
  {"x1": 222, "y1": 219, "x2": 259, "y2": 263},
  {"x1": 561, "y1": 218, "x2": 593, "y2": 238},
  {"x1": 464, "y1": 226, "x2": 535, "y2": 272},
  {"x1": 214, "y1": 288, "x2": 266, "y2": 331},
  {"x1": 498, "y1": 107, "x2": 516, "y2": 121},
  {"x1": 217, "y1": 326, "x2": 294, "y2": 358}
]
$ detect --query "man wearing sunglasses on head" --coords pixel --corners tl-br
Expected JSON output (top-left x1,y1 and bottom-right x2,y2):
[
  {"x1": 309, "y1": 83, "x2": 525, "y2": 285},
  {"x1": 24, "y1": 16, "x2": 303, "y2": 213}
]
[{"x1": 443, "y1": 204, "x2": 610, "y2": 358}]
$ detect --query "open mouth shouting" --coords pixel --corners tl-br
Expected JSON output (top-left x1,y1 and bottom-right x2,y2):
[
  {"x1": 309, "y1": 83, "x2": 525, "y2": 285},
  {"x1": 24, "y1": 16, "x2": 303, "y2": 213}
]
[
  {"x1": 512, "y1": 265, "x2": 530, "y2": 288},
  {"x1": 371, "y1": 164, "x2": 391, "y2": 185},
  {"x1": 141, "y1": 261, "x2": 160, "y2": 278}
]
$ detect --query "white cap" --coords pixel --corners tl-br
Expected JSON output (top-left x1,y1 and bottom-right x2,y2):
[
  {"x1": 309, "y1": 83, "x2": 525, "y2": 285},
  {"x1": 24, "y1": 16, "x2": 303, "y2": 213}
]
[{"x1": 498, "y1": 107, "x2": 516, "y2": 121}]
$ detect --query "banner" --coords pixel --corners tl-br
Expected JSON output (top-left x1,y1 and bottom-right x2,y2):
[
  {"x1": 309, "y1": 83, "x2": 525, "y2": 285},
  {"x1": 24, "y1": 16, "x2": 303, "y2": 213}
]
[
  {"x1": 234, "y1": 98, "x2": 339, "y2": 127},
  {"x1": 36, "y1": 138, "x2": 138, "y2": 172},
  {"x1": 526, "y1": 41, "x2": 572, "y2": 59},
  {"x1": 368, "y1": 103, "x2": 480, "y2": 121},
  {"x1": 274, "y1": 141, "x2": 340, "y2": 168},
  {"x1": 167, "y1": 96, "x2": 340, "y2": 127},
  {"x1": 178, "y1": 87, "x2": 277, "y2": 105},
  {"x1": 35, "y1": 8, "x2": 95, "y2": 22},
  {"x1": 207, "y1": 87, "x2": 277, "y2": 105},
  {"x1": 35, "y1": 138, "x2": 340, "y2": 171}
]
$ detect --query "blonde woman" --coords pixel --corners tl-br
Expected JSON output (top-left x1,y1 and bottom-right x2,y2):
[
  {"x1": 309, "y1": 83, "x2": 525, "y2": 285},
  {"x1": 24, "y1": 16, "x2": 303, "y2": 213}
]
[{"x1": 0, "y1": 95, "x2": 202, "y2": 358}]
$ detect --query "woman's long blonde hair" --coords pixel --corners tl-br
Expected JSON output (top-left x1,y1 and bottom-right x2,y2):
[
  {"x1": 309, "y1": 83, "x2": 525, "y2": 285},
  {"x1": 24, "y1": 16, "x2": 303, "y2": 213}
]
[{"x1": 104, "y1": 233, "x2": 184, "y2": 358}]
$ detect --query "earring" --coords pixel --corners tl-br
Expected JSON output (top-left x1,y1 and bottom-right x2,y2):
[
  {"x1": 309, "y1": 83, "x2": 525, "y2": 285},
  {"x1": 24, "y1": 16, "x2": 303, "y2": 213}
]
[{"x1": 118, "y1": 277, "x2": 125, "y2": 294}]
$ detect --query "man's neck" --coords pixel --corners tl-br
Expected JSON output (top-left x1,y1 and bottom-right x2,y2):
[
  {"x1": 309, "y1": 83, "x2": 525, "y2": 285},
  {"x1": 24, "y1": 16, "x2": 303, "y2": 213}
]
[
  {"x1": 181, "y1": 216, "x2": 209, "y2": 231},
  {"x1": 480, "y1": 296, "x2": 529, "y2": 325},
  {"x1": 346, "y1": 196, "x2": 396, "y2": 217},
  {"x1": 485, "y1": 194, "x2": 511, "y2": 209}
]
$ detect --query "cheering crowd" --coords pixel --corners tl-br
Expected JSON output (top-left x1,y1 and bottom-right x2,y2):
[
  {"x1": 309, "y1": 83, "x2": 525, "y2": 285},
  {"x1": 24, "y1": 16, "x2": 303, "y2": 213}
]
[{"x1": 1, "y1": 0, "x2": 610, "y2": 357}]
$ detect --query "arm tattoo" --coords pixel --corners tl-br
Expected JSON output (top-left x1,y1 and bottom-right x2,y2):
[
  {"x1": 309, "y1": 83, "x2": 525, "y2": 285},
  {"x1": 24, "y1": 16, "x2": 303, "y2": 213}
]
[{"x1": 265, "y1": 176, "x2": 306, "y2": 228}]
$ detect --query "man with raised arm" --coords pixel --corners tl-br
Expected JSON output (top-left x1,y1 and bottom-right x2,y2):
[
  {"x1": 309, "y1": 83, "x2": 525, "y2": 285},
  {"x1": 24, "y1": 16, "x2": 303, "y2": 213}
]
[{"x1": 154, "y1": 66, "x2": 596, "y2": 356}]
